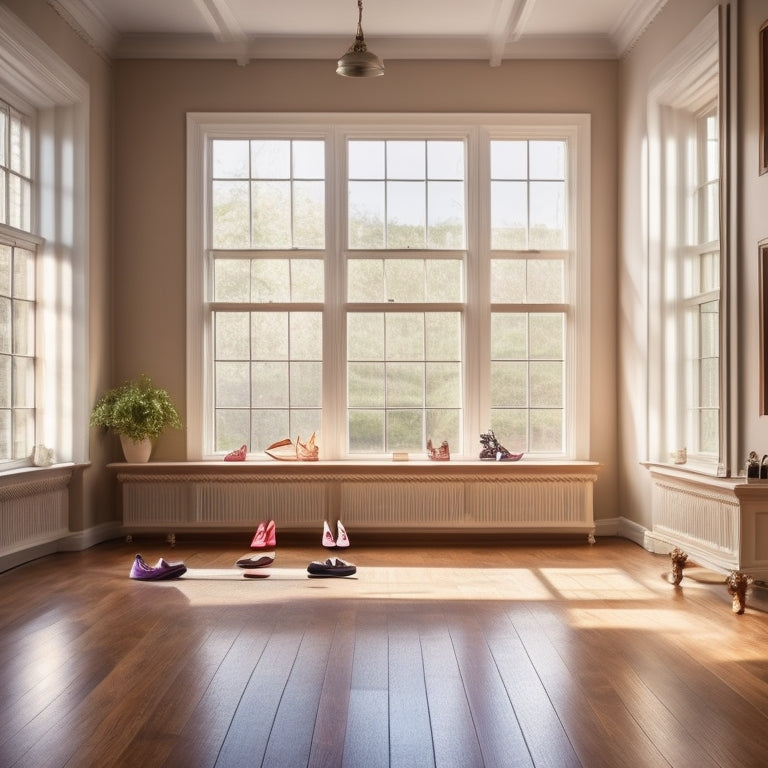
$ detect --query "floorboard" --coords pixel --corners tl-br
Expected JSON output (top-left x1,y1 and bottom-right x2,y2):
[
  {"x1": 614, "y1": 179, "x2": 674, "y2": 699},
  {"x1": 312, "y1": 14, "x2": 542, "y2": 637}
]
[{"x1": 0, "y1": 536, "x2": 767, "y2": 767}]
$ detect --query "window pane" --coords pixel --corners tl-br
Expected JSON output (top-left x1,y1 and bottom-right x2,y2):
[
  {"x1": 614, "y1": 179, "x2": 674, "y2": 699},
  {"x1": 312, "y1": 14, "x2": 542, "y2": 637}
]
[
  {"x1": 214, "y1": 259, "x2": 250, "y2": 302},
  {"x1": 290, "y1": 259, "x2": 324, "y2": 302},
  {"x1": 12, "y1": 301, "x2": 34, "y2": 356},
  {"x1": 290, "y1": 361, "x2": 322, "y2": 407},
  {"x1": 252, "y1": 361, "x2": 288, "y2": 407},
  {"x1": 349, "y1": 409, "x2": 384, "y2": 452},
  {"x1": 348, "y1": 259, "x2": 385, "y2": 302},
  {"x1": 251, "y1": 140, "x2": 290, "y2": 178},
  {"x1": 252, "y1": 409, "x2": 289, "y2": 451},
  {"x1": 425, "y1": 313, "x2": 461, "y2": 361},
  {"x1": 529, "y1": 181, "x2": 565, "y2": 249},
  {"x1": 426, "y1": 362, "x2": 461, "y2": 407},
  {"x1": 13, "y1": 356, "x2": 34, "y2": 408},
  {"x1": 528, "y1": 260, "x2": 564, "y2": 303},
  {"x1": 251, "y1": 312, "x2": 288, "y2": 359},
  {"x1": 349, "y1": 181, "x2": 385, "y2": 248},
  {"x1": 215, "y1": 312, "x2": 250, "y2": 360},
  {"x1": 491, "y1": 313, "x2": 526, "y2": 359},
  {"x1": 212, "y1": 181, "x2": 250, "y2": 249},
  {"x1": 13, "y1": 248, "x2": 34, "y2": 300},
  {"x1": 530, "y1": 314, "x2": 564, "y2": 359},
  {"x1": 385, "y1": 260, "x2": 425, "y2": 302},
  {"x1": 387, "y1": 141, "x2": 425, "y2": 179},
  {"x1": 348, "y1": 313, "x2": 384, "y2": 360},
  {"x1": 349, "y1": 140, "x2": 385, "y2": 178},
  {"x1": 0, "y1": 354, "x2": 9, "y2": 406},
  {"x1": 252, "y1": 181, "x2": 291, "y2": 248},
  {"x1": 530, "y1": 361, "x2": 563, "y2": 407},
  {"x1": 216, "y1": 408, "x2": 250, "y2": 452},
  {"x1": 292, "y1": 141, "x2": 325, "y2": 178},
  {"x1": 387, "y1": 181, "x2": 425, "y2": 249},
  {"x1": 348, "y1": 362, "x2": 385, "y2": 407},
  {"x1": 530, "y1": 409, "x2": 563, "y2": 452},
  {"x1": 426, "y1": 409, "x2": 460, "y2": 449},
  {"x1": 290, "y1": 312, "x2": 322, "y2": 359},
  {"x1": 386, "y1": 314, "x2": 424, "y2": 360},
  {"x1": 426, "y1": 259, "x2": 463, "y2": 302},
  {"x1": 490, "y1": 361, "x2": 527, "y2": 407},
  {"x1": 529, "y1": 140, "x2": 565, "y2": 179},
  {"x1": 0, "y1": 298, "x2": 9, "y2": 355},
  {"x1": 491, "y1": 141, "x2": 527, "y2": 179},
  {"x1": 387, "y1": 409, "x2": 423, "y2": 451},
  {"x1": 386, "y1": 363, "x2": 424, "y2": 407},
  {"x1": 293, "y1": 181, "x2": 325, "y2": 248},
  {"x1": 427, "y1": 141, "x2": 464, "y2": 180},
  {"x1": 252, "y1": 259, "x2": 290, "y2": 302},
  {"x1": 491, "y1": 181, "x2": 527, "y2": 250},
  {"x1": 427, "y1": 181, "x2": 465, "y2": 248},
  {"x1": 216, "y1": 361, "x2": 250, "y2": 407},
  {"x1": 213, "y1": 140, "x2": 249, "y2": 178}
]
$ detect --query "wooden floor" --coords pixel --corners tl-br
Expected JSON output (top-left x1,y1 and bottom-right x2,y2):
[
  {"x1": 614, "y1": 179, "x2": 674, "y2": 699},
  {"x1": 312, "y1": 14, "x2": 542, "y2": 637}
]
[{"x1": 1, "y1": 535, "x2": 768, "y2": 768}]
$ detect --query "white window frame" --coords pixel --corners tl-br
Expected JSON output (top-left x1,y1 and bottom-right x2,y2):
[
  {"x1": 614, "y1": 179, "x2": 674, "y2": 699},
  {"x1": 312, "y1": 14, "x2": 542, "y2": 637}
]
[
  {"x1": 646, "y1": 7, "x2": 728, "y2": 475},
  {"x1": 0, "y1": 6, "x2": 90, "y2": 469},
  {"x1": 187, "y1": 113, "x2": 590, "y2": 460}
]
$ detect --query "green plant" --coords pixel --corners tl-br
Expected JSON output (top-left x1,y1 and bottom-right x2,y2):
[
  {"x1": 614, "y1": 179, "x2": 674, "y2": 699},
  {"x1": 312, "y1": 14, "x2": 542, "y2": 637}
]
[{"x1": 90, "y1": 375, "x2": 182, "y2": 442}]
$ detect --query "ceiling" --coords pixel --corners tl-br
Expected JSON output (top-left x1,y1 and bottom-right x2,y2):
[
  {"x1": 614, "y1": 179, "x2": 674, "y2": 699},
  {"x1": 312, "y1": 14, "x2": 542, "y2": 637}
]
[{"x1": 50, "y1": 0, "x2": 668, "y2": 65}]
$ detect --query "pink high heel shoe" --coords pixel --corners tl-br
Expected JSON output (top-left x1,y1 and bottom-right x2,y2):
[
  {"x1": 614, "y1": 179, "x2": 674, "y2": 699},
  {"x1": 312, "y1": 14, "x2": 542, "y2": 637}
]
[{"x1": 250, "y1": 520, "x2": 276, "y2": 549}]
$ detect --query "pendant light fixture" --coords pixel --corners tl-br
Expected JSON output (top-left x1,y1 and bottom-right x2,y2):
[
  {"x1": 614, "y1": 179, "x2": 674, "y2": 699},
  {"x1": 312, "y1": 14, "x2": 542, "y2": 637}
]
[{"x1": 336, "y1": 0, "x2": 384, "y2": 78}]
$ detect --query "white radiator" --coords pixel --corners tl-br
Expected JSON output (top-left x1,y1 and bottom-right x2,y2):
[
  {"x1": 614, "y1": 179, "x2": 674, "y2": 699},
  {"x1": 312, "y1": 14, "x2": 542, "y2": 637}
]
[
  {"x1": 0, "y1": 469, "x2": 70, "y2": 562},
  {"x1": 645, "y1": 465, "x2": 768, "y2": 578},
  {"x1": 117, "y1": 465, "x2": 598, "y2": 539}
]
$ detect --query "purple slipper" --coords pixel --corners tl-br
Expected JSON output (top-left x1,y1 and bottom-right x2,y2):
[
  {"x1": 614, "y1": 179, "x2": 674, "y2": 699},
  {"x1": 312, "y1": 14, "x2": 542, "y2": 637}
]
[{"x1": 129, "y1": 553, "x2": 187, "y2": 581}]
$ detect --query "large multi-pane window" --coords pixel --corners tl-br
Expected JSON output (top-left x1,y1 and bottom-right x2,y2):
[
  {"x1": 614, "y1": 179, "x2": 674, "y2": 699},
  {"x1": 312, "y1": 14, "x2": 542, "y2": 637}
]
[
  {"x1": 190, "y1": 114, "x2": 590, "y2": 459},
  {"x1": 647, "y1": 6, "x2": 724, "y2": 472},
  {"x1": 490, "y1": 140, "x2": 567, "y2": 453},
  {"x1": 684, "y1": 111, "x2": 720, "y2": 457},
  {"x1": 0, "y1": 99, "x2": 35, "y2": 463},
  {"x1": 210, "y1": 139, "x2": 325, "y2": 452}
]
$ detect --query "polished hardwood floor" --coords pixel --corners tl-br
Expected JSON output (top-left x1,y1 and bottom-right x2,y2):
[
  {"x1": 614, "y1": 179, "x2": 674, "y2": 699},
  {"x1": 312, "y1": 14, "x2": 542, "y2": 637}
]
[{"x1": 1, "y1": 534, "x2": 767, "y2": 768}]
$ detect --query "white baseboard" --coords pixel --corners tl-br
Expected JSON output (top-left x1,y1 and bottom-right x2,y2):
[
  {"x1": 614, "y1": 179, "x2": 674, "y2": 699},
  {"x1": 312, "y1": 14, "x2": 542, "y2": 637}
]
[{"x1": 58, "y1": 521, "x2": 123, "y2": 552}]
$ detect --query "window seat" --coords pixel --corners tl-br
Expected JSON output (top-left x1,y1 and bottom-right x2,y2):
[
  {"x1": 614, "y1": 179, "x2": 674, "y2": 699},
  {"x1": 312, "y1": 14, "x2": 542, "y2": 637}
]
[{"x1": 110, "y1": 460, "x2": 600, "y2": 541}]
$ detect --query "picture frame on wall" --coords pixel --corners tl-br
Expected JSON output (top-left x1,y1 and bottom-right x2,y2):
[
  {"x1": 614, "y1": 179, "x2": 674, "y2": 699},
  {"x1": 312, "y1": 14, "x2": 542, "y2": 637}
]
[{"x1": 761, "y1": 20, "x2": 768, "y2": 174}]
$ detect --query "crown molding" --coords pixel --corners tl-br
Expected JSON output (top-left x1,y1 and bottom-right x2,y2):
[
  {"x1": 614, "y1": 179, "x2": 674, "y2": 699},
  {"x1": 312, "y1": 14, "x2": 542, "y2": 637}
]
[
  {"x1": 611, "y1": 0, "x2": 669, "y2": 57},
  {"x1": 49, "y1": 0, "x2": 667, "y2": 65},
  {"x1": 47, "y1": 0, "x2": 118, "y2": 60}
]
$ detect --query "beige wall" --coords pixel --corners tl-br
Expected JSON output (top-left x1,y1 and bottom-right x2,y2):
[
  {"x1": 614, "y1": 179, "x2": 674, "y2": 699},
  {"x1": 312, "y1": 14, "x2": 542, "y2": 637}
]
[
  {"x1": 113, "y1": 57, "x2": 620, "y2": 520},
  {"x1": 617, "y1": 0, "x2": 761, "y2": 530},
  {"x1": 738, "y1": 0, "x2": 768, "y2": 456},
  {"x1": 2, "y1": 0, "x2": 114, "y2": 531}
]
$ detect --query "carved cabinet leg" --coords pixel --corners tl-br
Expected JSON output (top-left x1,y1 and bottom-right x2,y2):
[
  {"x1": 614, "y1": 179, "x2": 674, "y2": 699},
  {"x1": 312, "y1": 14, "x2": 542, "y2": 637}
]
[
  {"x1": 669, "y1": 547, "x2": 688, "y2": 585},
  {"x1": 726, "y1": 571, "x2": 752, "y2": 615}
]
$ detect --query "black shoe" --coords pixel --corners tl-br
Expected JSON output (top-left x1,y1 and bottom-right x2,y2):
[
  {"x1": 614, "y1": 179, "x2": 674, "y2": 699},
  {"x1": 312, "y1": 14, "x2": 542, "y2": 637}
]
[{"x1": 307, "y1": 557, "x2": 356, "y2": 578}]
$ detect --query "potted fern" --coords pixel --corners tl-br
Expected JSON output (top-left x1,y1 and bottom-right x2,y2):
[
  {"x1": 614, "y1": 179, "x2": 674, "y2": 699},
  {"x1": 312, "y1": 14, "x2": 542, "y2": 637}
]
[{"x1": 90, "y1": 374, "x2": 182, "y2": 462}]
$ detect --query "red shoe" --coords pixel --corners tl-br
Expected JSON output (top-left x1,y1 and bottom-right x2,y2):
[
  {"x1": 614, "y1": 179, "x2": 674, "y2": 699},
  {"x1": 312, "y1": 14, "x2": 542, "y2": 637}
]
[
  {"x1": 250, "y1": 521, "x2": 267, "y2": 548},
  {"x1": 264, "y1": 519, "x2": 276, "y2": 548},
  {"x1": 224, "y1": 444, "x2": 247, "y2": 461}
]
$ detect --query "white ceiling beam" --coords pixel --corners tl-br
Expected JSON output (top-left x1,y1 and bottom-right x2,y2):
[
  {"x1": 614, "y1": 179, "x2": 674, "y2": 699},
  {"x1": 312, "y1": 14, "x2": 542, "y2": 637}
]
[
  {"x1": 488, "y1": 0, "x2": 537, "y2": 66},
  {"x1": 190, "y1": 0, "x2": 250, "y2": 63}
]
